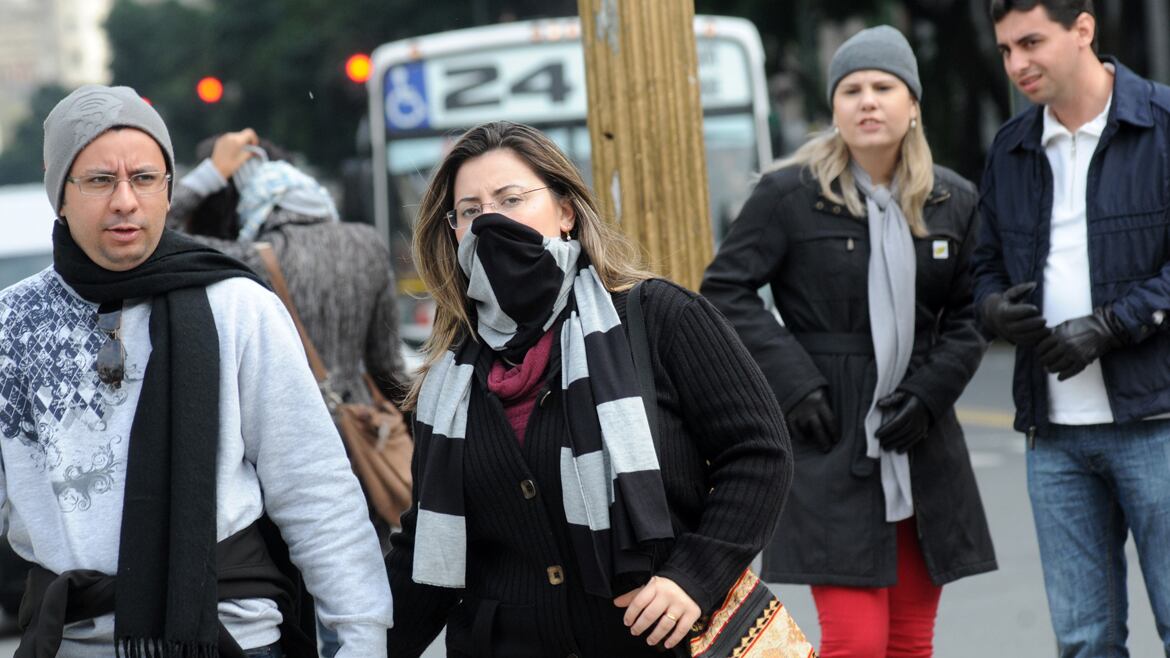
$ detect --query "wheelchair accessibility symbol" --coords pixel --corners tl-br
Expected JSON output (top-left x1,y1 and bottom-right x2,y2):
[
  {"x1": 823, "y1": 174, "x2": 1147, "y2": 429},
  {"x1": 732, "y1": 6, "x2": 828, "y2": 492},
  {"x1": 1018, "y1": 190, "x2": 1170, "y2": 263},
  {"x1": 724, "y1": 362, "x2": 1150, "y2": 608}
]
[{"x1": 385, "y1": 63, "x2": 429, "y2": 132}]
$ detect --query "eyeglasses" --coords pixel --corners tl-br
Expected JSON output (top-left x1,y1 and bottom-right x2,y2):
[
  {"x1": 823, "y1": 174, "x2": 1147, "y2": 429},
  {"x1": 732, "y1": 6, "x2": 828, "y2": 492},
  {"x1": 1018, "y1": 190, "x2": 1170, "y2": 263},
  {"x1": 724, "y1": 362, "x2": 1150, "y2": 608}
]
[
  {"x1": 95, "y1": 303, "x2": 125, "y2": 388},
  {"x1": 67, "y1": 172, "x2": 172, "y2": 197},
  {"x1": 446, "y1": 186, "x2": 549, "y2": 230}
]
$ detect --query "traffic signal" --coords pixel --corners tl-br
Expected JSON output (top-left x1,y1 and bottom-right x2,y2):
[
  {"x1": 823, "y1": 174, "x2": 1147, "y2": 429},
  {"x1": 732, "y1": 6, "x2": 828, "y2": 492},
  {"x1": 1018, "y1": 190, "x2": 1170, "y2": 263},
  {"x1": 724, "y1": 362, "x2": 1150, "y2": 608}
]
[
  {"x1": 196, "y1": 76, "x2": 224, "y2": 103},
  {"x1": 345, "y1": 54, "x2": 372, "y2": 84}
]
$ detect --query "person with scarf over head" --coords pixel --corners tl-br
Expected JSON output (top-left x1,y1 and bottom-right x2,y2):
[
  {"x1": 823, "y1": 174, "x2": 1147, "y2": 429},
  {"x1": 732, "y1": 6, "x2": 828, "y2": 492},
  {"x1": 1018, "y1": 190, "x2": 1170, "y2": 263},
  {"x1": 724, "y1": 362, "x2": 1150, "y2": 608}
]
[
  {"x1": 384, "y1": 121, "x2": 792, "y2": 657},
  {"x1": 702, "y1": 26, "x2": 997, "y2": 658},
  {"x1": 0, "y1": 85, "x2": 392, "y2": 657},
  {"x1": 165, "y1": 130, "x2": 408, "y2": 409}
]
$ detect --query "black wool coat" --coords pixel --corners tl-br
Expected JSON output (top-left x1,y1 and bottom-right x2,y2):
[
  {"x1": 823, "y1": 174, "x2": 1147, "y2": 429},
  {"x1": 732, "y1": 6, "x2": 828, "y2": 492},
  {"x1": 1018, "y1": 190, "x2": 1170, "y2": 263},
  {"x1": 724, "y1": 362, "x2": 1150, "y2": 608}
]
[
  {"x1": 385, "y1": 280, "x2": 792, "y2": 657},
  {"x1": 702, "y1": 164, "x2": 997, "y2": 587}
]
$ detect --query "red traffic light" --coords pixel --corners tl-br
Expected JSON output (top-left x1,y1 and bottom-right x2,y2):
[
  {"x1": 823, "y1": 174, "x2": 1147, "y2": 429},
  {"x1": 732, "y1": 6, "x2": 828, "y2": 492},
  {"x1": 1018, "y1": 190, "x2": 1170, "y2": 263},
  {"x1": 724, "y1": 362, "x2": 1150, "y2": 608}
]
[
  {"x1": 345, "y1": 54, "x2": 372, "y2": 84},
  {"x1": 196, "y1": 76, "x2": 224, "y2": 103}
]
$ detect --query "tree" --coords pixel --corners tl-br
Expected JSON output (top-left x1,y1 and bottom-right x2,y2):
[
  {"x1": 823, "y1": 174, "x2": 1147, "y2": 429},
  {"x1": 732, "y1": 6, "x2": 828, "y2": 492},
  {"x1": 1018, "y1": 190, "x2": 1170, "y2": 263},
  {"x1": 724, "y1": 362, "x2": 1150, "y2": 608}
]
[
  {"x1": 0, "y1": 85, "x2": 69, "y2": 185},
  {"x1": 694, "y1": 0, "x2": 1168, "y2": 182},
  {"x1": 104, "y1": 0, "x2": 578, "y2": 175},
  {"x1": 105, "y1": 0, "x2": 213, "y2": 165}
]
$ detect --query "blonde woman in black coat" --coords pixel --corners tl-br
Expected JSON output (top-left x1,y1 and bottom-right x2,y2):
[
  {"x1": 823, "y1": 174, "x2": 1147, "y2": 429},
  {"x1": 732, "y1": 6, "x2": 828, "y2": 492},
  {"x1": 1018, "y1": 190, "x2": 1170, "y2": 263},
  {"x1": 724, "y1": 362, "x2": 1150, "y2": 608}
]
[{"x1": 702, "y1": 25, "x2": 996, "y2": 658}]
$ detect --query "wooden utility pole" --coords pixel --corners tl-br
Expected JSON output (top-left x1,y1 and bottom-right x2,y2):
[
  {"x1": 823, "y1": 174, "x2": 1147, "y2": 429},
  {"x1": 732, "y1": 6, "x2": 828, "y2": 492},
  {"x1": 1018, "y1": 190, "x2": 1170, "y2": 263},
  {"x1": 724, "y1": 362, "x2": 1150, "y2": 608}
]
[{"x1": 578, "y1": 0, "x2": 712, "y2": 291}]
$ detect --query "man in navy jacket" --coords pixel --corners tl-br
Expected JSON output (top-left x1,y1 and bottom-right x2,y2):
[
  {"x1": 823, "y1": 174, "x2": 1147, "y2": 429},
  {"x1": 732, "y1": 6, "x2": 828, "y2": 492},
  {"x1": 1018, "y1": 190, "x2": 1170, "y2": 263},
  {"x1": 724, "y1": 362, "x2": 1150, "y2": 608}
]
[{"x1": 973, "y1": 1, "x2": 1170, "y2": 655}]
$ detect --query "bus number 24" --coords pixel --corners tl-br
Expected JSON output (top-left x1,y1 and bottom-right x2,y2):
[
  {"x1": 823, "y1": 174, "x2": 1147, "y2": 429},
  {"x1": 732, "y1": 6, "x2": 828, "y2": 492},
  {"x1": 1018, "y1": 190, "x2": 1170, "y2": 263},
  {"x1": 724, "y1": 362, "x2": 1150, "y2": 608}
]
[{"x1": 444, "y1": 62, "x2": 572, "y2": 110}]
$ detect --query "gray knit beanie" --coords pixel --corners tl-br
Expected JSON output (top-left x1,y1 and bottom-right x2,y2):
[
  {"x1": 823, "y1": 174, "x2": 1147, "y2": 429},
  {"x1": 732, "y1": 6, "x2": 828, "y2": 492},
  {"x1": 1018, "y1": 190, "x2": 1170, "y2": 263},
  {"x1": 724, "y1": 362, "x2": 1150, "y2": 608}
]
[
  {"x1": 43, "y1": 84, "x2": 174, "y2": 215},
  {"x1": 826, "y1": 25, "x2": 921, "y2": 104}
]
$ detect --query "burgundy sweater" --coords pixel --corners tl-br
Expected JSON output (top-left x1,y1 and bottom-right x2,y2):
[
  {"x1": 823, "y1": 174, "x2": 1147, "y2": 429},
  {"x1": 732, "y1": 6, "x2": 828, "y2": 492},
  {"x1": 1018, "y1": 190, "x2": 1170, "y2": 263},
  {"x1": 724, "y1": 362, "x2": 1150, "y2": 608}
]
[{"x1": 485, "y1": 330, "x2": 554, "y2": 445}]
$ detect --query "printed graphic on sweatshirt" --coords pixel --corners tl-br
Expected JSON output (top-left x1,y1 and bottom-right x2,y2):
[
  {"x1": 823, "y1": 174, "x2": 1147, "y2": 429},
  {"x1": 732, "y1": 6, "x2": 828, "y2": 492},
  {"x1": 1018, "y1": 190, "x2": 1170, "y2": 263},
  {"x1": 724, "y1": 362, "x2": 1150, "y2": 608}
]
[
  {"x1": 53, "y1": 437, "x2": 123, "y2": 512},
  {"x1": 0, "y1": 272, "x2": 134, "y2": 503}
]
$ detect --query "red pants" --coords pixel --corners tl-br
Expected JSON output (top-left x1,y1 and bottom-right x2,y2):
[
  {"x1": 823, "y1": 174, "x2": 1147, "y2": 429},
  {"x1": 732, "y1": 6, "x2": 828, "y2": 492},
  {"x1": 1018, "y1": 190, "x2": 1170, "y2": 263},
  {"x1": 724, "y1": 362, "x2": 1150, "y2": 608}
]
[{"x1": 810, "y1": 519, "x2": 942, "y2": 658}]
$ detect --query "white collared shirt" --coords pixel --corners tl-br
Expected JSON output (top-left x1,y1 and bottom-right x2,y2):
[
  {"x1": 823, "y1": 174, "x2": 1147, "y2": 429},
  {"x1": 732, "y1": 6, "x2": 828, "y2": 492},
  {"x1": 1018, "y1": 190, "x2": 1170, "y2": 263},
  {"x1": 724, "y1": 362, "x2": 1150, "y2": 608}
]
[{"x1": 1041, "y1": 81, "x2": 1114, "y2": 424}]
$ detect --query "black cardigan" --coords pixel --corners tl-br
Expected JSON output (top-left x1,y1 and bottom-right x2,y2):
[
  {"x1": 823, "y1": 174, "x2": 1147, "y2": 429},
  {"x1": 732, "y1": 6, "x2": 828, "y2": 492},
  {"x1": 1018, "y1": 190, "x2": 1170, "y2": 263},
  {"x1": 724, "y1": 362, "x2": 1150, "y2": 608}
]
[{"x1": 385, "y1": 279, "x2": 792, "y2": 658}]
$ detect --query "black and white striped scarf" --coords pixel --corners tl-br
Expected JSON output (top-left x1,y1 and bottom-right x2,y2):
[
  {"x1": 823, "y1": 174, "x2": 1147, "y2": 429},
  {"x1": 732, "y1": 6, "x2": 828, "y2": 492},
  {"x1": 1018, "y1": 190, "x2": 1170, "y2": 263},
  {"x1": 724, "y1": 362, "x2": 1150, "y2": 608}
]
[{"x1": 413, "y1": 214, "x2": 673, "y2": 596}]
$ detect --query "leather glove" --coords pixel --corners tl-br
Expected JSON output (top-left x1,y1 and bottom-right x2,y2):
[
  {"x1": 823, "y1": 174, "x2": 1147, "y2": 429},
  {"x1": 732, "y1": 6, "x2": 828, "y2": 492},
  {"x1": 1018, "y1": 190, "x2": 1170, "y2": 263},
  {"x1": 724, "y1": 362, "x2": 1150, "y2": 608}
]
[
  {"x1": 787, "y1": 388, "x2": 838, "y2": 453},
  {"x1": 1036, "y1": 306, "x2": 1126, "y2": 381},
  {"x1": 981, "y1": 282, "x2": 1050, "y2": 346},
  {"x1": 875, "y1": 390, "x2": 931, "y2": 454}
]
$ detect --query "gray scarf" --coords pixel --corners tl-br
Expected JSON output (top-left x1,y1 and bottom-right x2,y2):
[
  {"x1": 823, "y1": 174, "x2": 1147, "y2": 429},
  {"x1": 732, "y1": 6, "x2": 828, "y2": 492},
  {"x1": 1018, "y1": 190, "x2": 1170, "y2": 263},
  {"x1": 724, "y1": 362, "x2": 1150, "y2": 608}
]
[{"x1": 853, "y1": 163, "x2": 916, "y2": 522}]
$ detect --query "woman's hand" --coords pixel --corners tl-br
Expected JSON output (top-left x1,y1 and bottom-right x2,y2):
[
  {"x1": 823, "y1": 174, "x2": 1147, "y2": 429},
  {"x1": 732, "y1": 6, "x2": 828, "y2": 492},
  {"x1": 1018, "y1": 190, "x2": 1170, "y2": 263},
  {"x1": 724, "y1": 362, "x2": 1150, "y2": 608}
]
[
  {"x1": 788, "y1": 387, "x2": 838, "y2": 452},
  {"x1": 614, "y1": 575, "x2": 701, "y2": 649},
  {"x1": 210, "y1": 128, "x2": 259, "y2": 178},
  {"x1": 875, "y1": 390, "x2": 931, "y2": 453}
]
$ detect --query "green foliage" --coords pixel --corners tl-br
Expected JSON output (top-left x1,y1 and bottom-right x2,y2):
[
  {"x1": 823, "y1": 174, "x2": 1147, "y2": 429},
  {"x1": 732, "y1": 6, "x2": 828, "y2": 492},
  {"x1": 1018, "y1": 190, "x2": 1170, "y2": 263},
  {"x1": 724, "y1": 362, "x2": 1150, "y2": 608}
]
[
  {"x1": 0, "y1": 85, "x2": 70, "y2": 185},
  {"x1": 695, "y1": 0, "x2": 1168, "y2": 181},
  {"x1": 695, "y1": 0, "x2": 1008, "y2": 180},
  {"x1": 102, "y1": 0, "x2": 577, "y2": 176},
  {"x1": 90, "y1": 0, "x2": 1170, "y2": 184},
  {"x1": 105, "y1": 0, "x2": 213, "y2": 165}
]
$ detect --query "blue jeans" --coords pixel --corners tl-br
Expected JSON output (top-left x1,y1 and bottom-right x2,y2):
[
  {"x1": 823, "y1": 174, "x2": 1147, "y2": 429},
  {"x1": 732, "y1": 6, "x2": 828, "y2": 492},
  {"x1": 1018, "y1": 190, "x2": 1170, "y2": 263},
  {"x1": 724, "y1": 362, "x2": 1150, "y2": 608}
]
[
  {"x1": 1028, "y1": 420, "x2": 1170, "y2": 657},
  {"x1": 243, "y1": 642, "x2": 283, "y2": 658},
  {"x1": 318, "y1": 617, "x2": 341, "y2": 658}
]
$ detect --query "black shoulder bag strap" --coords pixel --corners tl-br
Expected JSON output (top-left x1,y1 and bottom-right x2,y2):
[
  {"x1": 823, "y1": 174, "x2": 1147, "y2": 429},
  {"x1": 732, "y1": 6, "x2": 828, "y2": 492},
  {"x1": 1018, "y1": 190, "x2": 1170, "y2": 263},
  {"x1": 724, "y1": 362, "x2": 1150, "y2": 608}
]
[
  {"x1": 629, "y1": 281, "x2": 688, "y2": 658},
  {"x1": 627, "y1": 280, "x2": 659, "y2": 446}
]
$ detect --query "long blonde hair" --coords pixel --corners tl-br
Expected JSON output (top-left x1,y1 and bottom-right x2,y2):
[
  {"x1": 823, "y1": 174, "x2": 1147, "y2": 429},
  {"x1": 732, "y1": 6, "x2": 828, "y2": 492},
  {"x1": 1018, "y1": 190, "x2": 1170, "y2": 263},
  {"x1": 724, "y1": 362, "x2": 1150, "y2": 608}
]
[
  {"x1": 770, "y1": 116, "x2": 934, "y2": 237},
  {"x1": 405, "y1": 121, "x2": 654, "y2": 409}
]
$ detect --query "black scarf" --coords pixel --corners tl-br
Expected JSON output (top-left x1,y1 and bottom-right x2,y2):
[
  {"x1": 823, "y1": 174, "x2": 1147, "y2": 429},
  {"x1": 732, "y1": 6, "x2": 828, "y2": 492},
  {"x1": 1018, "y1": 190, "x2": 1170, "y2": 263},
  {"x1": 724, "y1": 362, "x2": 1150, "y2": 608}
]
[
  {"x1": 52, "y1": 222, "x2": 263, "y2": 657},
  {"x1": 414, "y1": 215, "x2": 672, "y2": 597},
  {"x1": 458, "y1": 213, "x2": 578, "y2": 361}
]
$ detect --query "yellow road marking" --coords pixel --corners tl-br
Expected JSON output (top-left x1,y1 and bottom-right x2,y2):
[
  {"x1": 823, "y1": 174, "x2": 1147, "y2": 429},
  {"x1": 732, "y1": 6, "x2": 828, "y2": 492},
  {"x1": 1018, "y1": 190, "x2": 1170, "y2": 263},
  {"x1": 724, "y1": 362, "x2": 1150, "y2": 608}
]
[{"x1": 956, "y1": 407, "x2": 1016, "y2": 429}]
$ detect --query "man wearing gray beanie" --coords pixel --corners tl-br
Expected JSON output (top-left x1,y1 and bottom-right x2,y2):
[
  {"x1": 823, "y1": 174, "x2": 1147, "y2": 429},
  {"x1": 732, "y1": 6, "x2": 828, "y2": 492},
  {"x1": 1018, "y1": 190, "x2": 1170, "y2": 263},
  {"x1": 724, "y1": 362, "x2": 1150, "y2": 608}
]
[
  {"x1": 43, "y1": 85, "x2": 175, "y2": 217},
  {"x1": 1, "y1": 85, "x2": 393, "y2": 656}
]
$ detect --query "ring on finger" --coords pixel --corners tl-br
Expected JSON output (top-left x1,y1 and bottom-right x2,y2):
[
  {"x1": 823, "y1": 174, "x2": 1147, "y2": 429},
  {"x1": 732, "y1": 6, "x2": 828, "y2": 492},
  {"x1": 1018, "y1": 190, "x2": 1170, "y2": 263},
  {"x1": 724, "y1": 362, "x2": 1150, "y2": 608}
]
[{"x1": 664, "y1": 612, "x2": 678, "y2": 623}]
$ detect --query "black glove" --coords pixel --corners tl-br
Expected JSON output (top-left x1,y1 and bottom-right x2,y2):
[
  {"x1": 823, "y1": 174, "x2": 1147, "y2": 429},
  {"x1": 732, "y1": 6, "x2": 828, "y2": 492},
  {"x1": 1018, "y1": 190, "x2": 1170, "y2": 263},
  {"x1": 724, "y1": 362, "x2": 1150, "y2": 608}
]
[
  {"x1": 981, "y1": 281, "x2": 1050, "y2": 346},
  {"x1": 1036, "y1": 307, "x2": 1126, "y2": 381},
  {"x1": 787, "y1": 388, "x2": 838, "y2": 453},
  {"x1": 875, "y1": 390, "x2": 931, "y2": 454}
]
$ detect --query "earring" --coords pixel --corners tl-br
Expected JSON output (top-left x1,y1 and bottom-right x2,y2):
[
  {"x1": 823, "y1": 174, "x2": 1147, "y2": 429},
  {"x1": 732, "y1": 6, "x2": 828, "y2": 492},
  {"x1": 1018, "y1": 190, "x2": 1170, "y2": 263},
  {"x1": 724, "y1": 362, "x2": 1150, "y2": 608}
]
[
  {"x1": 561, "y1": 230, "x2": 571, "y2": 241},
  {"x1": 832, "y1": 125, "x2": 839, "y2": 134},
  {"x1": 910, "y1": 118, "x2": 918, "y2": 129}
]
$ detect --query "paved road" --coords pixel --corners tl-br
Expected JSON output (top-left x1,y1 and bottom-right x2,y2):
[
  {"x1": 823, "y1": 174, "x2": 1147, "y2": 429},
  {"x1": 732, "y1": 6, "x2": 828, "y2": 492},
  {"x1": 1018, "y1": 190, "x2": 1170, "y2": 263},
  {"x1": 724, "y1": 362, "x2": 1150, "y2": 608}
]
[
  {"x1": 1, "y1": 345, "x2": 1163, "y2": 657},
  {"x1": 777, "y1": 345, "x2": 1161, "y2": 657},
  {"x1": 407, "y1": 345, "x2": 1164, "y2": 657},
  {"x1": 409, "y1": 345, "x2": 1165, "y2": 657}
]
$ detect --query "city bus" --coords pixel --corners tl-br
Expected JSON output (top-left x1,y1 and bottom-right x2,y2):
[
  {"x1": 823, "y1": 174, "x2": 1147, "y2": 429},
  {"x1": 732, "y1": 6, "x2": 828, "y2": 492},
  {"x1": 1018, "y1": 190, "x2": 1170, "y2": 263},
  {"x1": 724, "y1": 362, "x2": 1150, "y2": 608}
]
[{"x1": 366, "y1": 15, "x2": 772, "y2": 340}]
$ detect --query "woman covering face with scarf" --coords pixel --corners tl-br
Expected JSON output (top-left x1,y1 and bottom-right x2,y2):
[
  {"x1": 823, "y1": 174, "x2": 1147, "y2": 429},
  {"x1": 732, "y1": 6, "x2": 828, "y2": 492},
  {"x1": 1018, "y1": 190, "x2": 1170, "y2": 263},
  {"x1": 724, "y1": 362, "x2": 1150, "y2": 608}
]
[{"x1": 385, "y1": 121, "x2": 792, "y2": 658}]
